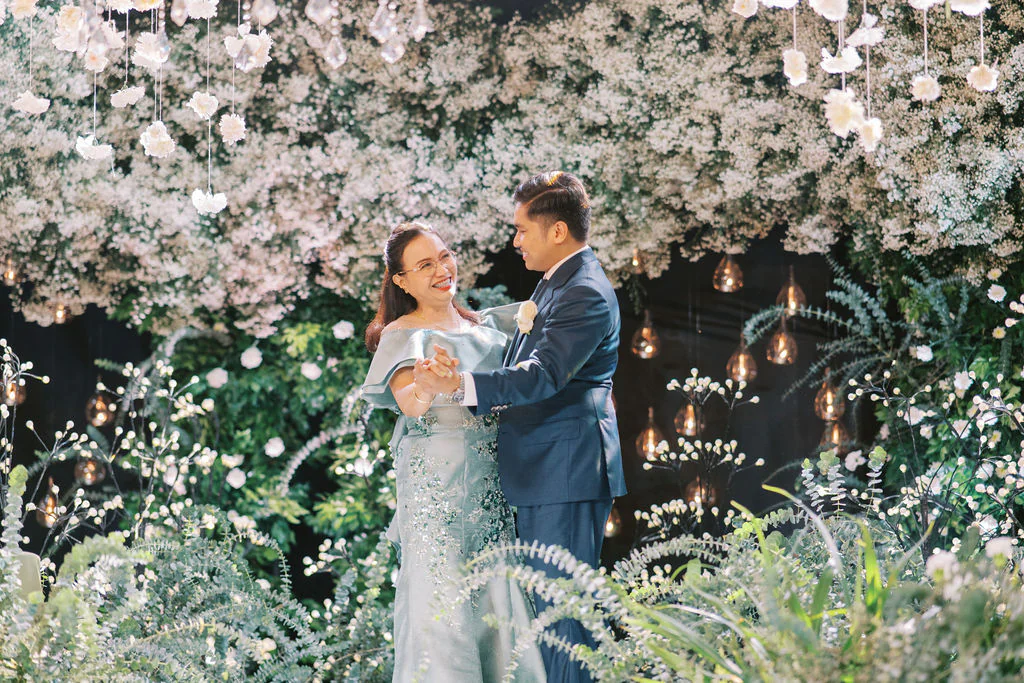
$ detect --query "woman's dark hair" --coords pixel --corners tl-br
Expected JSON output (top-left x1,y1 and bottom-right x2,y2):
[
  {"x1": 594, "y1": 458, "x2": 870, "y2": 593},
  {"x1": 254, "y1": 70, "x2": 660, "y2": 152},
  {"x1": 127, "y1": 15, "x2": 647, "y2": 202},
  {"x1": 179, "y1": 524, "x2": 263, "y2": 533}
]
[
  {"x1": 512, "y1": 171, "x2": 591, "y2": 243},
  {"x1": 364, "y1": 222, "x2": 479, "y2": 352}
]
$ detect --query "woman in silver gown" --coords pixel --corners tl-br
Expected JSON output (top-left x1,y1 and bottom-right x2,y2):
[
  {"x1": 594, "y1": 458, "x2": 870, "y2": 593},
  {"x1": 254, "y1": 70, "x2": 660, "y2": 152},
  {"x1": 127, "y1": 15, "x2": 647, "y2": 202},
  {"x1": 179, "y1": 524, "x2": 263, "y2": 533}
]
[{"x1": 361, "y1": 222, "x2": 544, "y2": 683}]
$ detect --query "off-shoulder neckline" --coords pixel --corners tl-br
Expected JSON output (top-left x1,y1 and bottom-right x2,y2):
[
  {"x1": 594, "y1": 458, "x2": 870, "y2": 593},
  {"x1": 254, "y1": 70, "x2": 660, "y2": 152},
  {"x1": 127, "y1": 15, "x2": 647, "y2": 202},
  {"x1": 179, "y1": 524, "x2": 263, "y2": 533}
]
[{"x1": 380, "y1": 323, "x2": 488, "y2": 338}]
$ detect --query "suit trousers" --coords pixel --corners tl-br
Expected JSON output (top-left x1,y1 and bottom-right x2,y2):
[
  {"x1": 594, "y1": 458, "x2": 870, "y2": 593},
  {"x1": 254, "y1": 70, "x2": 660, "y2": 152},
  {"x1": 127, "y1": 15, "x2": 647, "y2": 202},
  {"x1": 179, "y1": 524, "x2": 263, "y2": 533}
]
[{"x1": 515, "y1": 499, "x2": 613, "y2": 683}]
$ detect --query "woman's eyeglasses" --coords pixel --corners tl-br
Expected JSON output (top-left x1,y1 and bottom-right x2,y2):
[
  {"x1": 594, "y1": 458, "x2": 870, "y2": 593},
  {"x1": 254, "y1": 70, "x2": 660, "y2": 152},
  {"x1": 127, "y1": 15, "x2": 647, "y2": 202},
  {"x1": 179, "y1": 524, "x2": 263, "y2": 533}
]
[{"x1": 397, "y1": 251, "x2": 456, "y2": 277}]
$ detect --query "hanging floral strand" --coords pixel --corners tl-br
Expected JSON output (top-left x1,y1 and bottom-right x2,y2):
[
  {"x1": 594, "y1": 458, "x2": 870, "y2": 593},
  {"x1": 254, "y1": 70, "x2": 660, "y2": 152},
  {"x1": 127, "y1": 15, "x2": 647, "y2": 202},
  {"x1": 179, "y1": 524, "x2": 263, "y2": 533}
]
[
  {"x1": 847, "y1": 1, "x2": 884, "y2": 152},
  {"x1": 190, "y1": 5, "x2": 227, "y2": 215},
  {"x1": 909, "y1": 0, "x2": 942, "y2": 102},
  {"x1": 966, "y1": 13, "x2": 999, "y2": 92},
  {"x1": 11, "y1": 0, "x2": 50, "y2": 115},
  {"x1": 783, "y1": 3, "x2": 808, "y2": 88}
]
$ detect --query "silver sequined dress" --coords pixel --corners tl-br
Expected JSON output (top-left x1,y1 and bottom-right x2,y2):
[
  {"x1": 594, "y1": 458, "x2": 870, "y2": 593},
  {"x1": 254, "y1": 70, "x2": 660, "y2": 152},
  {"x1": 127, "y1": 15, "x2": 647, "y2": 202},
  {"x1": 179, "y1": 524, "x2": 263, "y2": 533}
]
[{"x1": 361, "y1": 306, "x2": 545, "y2": 683}]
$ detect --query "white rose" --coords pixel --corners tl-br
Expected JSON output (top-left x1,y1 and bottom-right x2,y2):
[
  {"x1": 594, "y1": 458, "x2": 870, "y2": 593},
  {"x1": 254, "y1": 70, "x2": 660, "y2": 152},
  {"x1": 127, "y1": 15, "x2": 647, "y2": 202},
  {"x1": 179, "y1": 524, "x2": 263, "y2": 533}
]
[
  {"x1": 240, "y1": 346, "x2": 263, "y2": 369},
  {"x1": 264, "y1": 437, "x2": 285, "y2": 458},
  {"x1": 186, "y1": 91, "x2": 219, "y2": 119},
  {"x1": 846, "y1": 13, "x2": 884, "y2": 48},
  {"x1": 951, "y1": 419, "x2": 969, "y2": 438},
  {"x1": 219, "y1": 113, "x2": 246, "y2": 144},
  {"x1": 83, "y1": 46, "x2": 109, "y2": 73},
  {"x1": 332, "y1": 320, "x2": 355, "y2": 339},
  {"x1": 823, "y1": 88, "x2": 865, "y2": 139},
  {"x1": 140, "y1": 121, "x2": 176, "y2": 158},
  {"x1": 186, "y1": 0, "x2": 218, "y2": 19},
  {"x1": 191, "y1": 189, "x2": 228, "y2": 215},
  {"x1": 950, "y1": 0, "x2": 991, "y2": 16},
  {"x1": 820, "y1": 46, "x2": 862, "y2": 74},
  {"x1": 201, "y1": 398, "x2": 215, "y2": 411},
  {"x1": 731, "y1": 0, "x2": 757, "y2": 18},
  {"x1": 919, "y1": 424, "x2": 933, "y2": 439},
  {"x1": 205, "y1": 367, "x2": 229, "y2": 388},
  {"x1": 111, "y1": 86, "x2": 145, "y2": 108},
  {"x1": 226, "y1": 468, "x2": 247, "y2": 489},
  {"x1": 301, "y1": 362, "x2": 322, "y2": 380},
  {"x1": 514, "y1": 300, "x2": 539, "y2": 334},
  {"x1": 353, "y1": 456, "x2": 374, "y2": 477},
  {"x1": 12, "y1": 90, "x2": 50, "y2": 115},
  {"x1": 53, "y1": 29, "x2": 82, "y2": 52},
  {"x1": 953, "y1": 371, "x2": 973, "y2": 391},
  {"x1": 809, "y1": 0, "x2": 847, "y2": 22},
  {"x1": 992, "y1": 327, "x2": 1006, "y2": 340},
  {"x1": 11, "y1": 0, "x2": 38, "y2": 19},
  {"x1": 987, "y1": 284, "x2": 1006, "y2": 302},
  {"x1": 57, "y1": 5, "x2": 84, "y2": 32},
  {"x1": 987, "y1": 268, "x2": 1002, "y2": 280},
  {"x1": 905, "y1": 406, "x2": 927, "y2": 426},
  {"x1": 782, "y1": 48, "x2": 807, "y2": 87},
  {"x1": 221, "y1": 453, "x2": 245, "y2": 468},
  {"x1": 985, "y1": 536, "x2": 1014, "y2": 559},
  {"x1": 967, "y1": 64, "x2": 999, "y2": 92},
  {"x1": 913, "y1": 345, "x2": 933, "y2": 362},
  {"x1": 910, "y1": 75, "x2": 941, "y2": 102},
  {"x1": 844, "y1": 450, "x2": 866, "y2": 471},
  {"x1": 75, "y1": 135, "x2": 114, "y2": 161},
  {"x1": 133, "y1": 32, "x2": 169, "y2": 71},
  {"x1": 858, "y1": 117, "x2": 883, "y2": 153}
]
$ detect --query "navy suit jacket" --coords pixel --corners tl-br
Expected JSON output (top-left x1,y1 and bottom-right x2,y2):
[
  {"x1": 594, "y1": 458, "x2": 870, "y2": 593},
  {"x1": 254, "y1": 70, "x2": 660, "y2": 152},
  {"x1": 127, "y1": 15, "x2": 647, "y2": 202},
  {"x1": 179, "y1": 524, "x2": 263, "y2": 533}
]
[{"x1": 471, "y1": 249, "x2": 627, "y2": 507}]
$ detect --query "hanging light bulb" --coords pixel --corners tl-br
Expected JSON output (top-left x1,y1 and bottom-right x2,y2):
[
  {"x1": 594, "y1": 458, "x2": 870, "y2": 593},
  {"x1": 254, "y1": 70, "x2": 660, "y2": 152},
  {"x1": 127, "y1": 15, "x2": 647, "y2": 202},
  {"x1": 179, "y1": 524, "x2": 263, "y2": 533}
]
[
  {"x1": 631, "y1": 310, "x2": 661, "y2": 359},
  {"x1": 3, "y1": 379, "x2": 26, "y2": 407},
  {"x1": 604, "y1": 506, "x2": 622, "y2": 537},
  {"x1": 2, "y1": 258, "x2": 19, "y2": 287},
  {"x1": 776, "y1": 265, "x2": 807, "y2": 317},
  {"x1": 74, "y1": 456, "x2": 107, "y2": 486},
  {"x1": 86, "y1": 392, "x2": 118, "y2": 428},
  {"x1": 820, "y1": 420, "x2": 850, "y2": 454},
  {"x1": 630, "y1": 248, "x2": 644, "y2": 275},
  {"x1": 35, "y1": 478, "x2": 59, "y2": 529},
  {"x1": 766, "y1": 316, "x2": 797, "y2": 365},
  {"x1": 674, "y1": 402, "x2": 702, "y2": 438},
  {"x1": 684, "y1": 477, "x2": 717, "y2": 507},
  {"x1": 712, "y1": 254, "x2": 743, "y2": 293},
  {"x1": 635, "y1": 407, "x2": 664, "y2": 461},
  {"x1": 726, "y1": 336, "x2": 758, "y2": 383},
  {"x1": 813, "y1": 368, "x2": 846, "y2": 422},
  {"x1": 53, "y1": 303, "x2": 69, "y2": 325}
]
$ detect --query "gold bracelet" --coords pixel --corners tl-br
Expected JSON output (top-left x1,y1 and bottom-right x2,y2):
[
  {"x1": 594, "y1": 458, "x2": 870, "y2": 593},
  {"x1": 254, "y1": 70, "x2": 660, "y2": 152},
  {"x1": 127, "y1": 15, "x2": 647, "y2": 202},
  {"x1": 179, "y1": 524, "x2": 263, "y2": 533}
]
[{"x1": 411, "y1": 387, "x2": 433, "y2": 405}]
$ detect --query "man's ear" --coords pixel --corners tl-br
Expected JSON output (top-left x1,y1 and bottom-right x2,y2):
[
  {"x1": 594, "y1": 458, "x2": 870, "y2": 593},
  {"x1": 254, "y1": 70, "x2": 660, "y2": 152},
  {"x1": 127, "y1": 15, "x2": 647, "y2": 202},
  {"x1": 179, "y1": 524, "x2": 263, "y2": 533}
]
[{"x1": 550, "y1": 221, "x2": 570, "y2": 244}]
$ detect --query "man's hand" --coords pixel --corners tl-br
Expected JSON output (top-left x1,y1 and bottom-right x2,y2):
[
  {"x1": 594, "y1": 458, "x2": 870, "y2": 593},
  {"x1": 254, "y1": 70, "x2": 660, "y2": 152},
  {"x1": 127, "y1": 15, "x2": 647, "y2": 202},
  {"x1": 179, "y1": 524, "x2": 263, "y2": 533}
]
[{"x1": 413, "y1": 355, "x2": 460, "y2": 395}]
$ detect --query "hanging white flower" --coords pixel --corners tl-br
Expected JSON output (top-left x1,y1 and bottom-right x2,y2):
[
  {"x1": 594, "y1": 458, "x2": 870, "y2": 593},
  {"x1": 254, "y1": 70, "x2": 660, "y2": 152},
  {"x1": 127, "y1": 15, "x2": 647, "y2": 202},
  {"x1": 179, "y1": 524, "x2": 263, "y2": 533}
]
[
  {"x1": 967, "y1": 63, "x2": 999, "y2": 92},
  {"x1": 808, "y1": 0, "x2": 847, "y2": 22},
  {"x1": 988, "y1": 284, "x2": 1007, "y2": 302},
  {"x1": 332, "y1": 320, "x2": 355, "y2": 339},
  {"x1": 186, "y1": 91, "x2": 219, "y2": 119},
  {"x1": 823, "y1": 89, "x2": 866, "y2": 138},
  {"x1": 12, "y1": 90, "x2": 50, "y2": 115},
  {"x1": 910, "y1": 74, "x2": 941, "y2": 102},
  {"x1": 908, "y1": 0, "x2": 943, "y2": 9},
  {"x1": 75, "y1": 135, "x2": 114, "y2": 160},
  {"x1": 107, "y1": 0, "x2": 134, "y2": 12},
  {"x1": 859, "y1": 117, "x2": 883, "y2": 152},
  {"x1": 264, "y1": 437, "x2": 285, "y2": 458},
  {"x1": 730, "y1": 0, "x2": 757, "y2": 18},
  {"x1": 11, "y1": 0, "x2": 38, "y2": 19},
  {"x1": 100, "y1": 19, "x2": 126, "y2": 50},
  {"x1": 133, "y1": 32, "x2": 169, "y2": 71},
  {"x1": 300, "y1": 362, "x2": 322, "y2": 380},
  {"x1": 53, "y1": 29, "x2": 82, "y2": 53},
  {"x1": 219, "y1": 113, "x2": 247, "y2": 144},
  {"x1": 226, "y1": 468, "x2": 247, "y2": 489},
  {"x1": 782, "y1": 48, "x2": 808, "y2": 87},
  {"x1": 133, "y1": 0, "x2": 161, "y2": 10},
  {"x1": 191, "y1": 189, "x2": 228, "y2": 215},
  {"x1": 846, "y1": 13, "x2": 884, "y2": 48},
  {"x1": 83, "y1": 45, "x2": 110, "y2": 73},
  {"x1": 762, "y1": 0, "x2": 798, "y2": 8},
  {"x1": 186, "y1": 0, "x2": 218, "y2": 19},
  {"x1": 949, "y1": 0, "x2": 991, "y2": 16},
  {"x1": 111, "y1": 85, "x2": 145, "y2": 108},
  {"x1": 140, "y1": 121, "x2": 176, "y2": 157},
  {"x1": 240, "y1": 345, "x2": 262, "y2": 368},
  {"x1": 820, "y1": 46, "x2": 862, "y2": 74},
  {"x1": 248, "y1": 30, "x2": 274, "y2": 71},
  {"x1": 54, "y1": 5, "x2": 84, "y2": 47},
  {"x1": 205, "y1": 367, "x2": 229, "y2": 388}
]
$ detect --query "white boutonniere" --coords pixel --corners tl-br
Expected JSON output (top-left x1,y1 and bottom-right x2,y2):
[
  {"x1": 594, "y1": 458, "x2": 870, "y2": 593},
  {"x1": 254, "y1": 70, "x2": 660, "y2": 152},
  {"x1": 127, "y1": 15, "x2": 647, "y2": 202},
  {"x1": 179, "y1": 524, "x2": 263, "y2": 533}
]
[{"x1": 514, "y1": 300, "x2": 538, "y2": 335}]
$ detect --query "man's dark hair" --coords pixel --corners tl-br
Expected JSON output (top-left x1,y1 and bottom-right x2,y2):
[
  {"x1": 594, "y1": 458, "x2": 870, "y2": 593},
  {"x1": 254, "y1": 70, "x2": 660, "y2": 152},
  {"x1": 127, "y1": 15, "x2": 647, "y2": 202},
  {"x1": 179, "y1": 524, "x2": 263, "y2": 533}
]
[{"x1": 512, "y1": 171, "x2": 591, "y2": 243}]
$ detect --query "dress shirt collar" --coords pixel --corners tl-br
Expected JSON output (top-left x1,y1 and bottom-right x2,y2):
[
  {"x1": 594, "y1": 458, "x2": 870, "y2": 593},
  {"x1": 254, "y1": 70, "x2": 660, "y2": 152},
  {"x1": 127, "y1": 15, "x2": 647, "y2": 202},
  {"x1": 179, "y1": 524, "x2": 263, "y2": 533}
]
[{"x1": 543, "y1": 245, "x2": 590, "y2": 280}]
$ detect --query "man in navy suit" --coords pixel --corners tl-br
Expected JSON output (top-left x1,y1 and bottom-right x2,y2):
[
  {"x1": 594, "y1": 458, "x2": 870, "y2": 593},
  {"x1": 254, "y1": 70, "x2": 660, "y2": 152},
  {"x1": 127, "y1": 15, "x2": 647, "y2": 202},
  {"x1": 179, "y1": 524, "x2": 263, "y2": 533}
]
[{"x1": 415, "y1": 171, "x2": 627, "y2": 682}]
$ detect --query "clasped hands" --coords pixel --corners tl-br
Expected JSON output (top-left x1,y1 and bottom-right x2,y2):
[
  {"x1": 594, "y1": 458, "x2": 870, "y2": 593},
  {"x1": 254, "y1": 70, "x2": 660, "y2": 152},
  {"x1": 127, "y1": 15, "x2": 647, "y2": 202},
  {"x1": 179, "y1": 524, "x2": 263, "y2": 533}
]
[{"x1": 413, "y1": 344, "x2": 461, "y2": 398}]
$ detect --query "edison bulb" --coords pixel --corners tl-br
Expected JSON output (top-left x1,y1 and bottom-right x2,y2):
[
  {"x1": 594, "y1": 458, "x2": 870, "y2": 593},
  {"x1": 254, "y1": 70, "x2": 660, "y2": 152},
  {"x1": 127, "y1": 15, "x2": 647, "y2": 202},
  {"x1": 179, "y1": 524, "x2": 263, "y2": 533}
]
[
  {"x1": 726, "y1": 337, "x2": 758, "y2": 383},
  {"x1": 813, "y1": 369, "x2": 845, "y2": 421},
  {"x1": 766, "y1": 317, "x2": 797, "y2": 365},
  {"x1": 35, "y1": 479, "x2": 59, "y2": 529},
  {"x1": 776, "y1": 265, "x2": 807, "y2": 317},
  {"x1": 635, "y1": 407, "x2": 664, "y2": 461},
  {"x1": 713, "y1": 254, "x2": 743, "y2": 293},
  {"x1": 74, "y1": 457, "x2": 107, "y2": 486},
  {"x1": 820, "y1": 420, "x2": 850, "y2": 454},
  {"x1": 631, "y1": 310, "x2": 661, "y2": 359},
  {"x1": 674, "y1": 402, "x2": 702, "y2": 438},
  {"x1": 604, "y1": 507, "x2": 622, "y2": 537}
]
